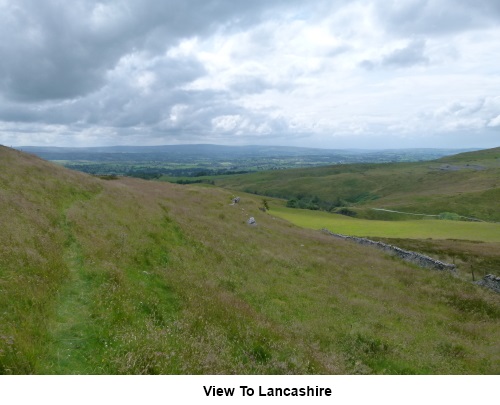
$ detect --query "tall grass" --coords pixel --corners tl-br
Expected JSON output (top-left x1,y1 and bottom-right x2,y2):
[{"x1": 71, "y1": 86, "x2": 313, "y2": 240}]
[{"x1": 1, "y1": 146, "x2": 499, "y2": 374}]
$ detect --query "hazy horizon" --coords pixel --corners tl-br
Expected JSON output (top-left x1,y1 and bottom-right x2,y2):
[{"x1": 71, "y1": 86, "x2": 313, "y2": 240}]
[{"x1": 13, "y1": 143, "x2": 485, "y2": 152}]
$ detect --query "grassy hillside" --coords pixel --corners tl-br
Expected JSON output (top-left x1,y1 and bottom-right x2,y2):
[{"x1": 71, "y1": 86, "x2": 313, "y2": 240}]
[
  {"x1": 1, "y1": 146, "x2": 499, "y2": 374},
  {"x1": 214, "y1": 147, "x2": 500, "y2": 221},
  {"x1": 269, "y1": 204, "x2": 500, "y2": 279}
]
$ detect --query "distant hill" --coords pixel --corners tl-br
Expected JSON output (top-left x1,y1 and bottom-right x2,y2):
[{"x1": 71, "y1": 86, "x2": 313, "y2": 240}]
[
  {"x1": 1, "y1": 145, "x2": 498, "y2": 374},
  {"x1": 19, "y1": 144, "x2": 474, "y2": 162},
  {"x1": 17, "y1": 144, "x2": 479, "y2": 180},
  {"x1": 438, "y1": 146, "x2": 500, "y2": 165},
  {"x1": 215, "y1": 147, "x2": 500, "y2": 221}
]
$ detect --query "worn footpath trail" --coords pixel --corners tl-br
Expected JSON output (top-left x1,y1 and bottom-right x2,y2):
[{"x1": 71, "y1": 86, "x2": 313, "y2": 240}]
[{"x1": 40, "y1": 201, "x2": 99, "y2": 373}]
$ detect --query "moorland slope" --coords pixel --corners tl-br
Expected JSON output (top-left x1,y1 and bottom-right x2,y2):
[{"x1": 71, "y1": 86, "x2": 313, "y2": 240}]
[
  {"x1": 215, "y1": 147, "x2": 500, "y2": 221},
  {"x1": 0, "y1": 146, "x2": 499, "y2": 374}
]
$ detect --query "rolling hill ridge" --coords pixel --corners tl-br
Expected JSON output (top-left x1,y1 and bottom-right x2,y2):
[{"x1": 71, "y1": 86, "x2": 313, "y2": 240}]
[{"x1": 215, "y1": 147, "x2": 500, "y2": 221}]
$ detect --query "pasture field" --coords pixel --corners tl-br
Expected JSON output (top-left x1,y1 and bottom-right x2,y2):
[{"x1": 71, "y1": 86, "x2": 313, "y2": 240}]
[{"x1": 270, "y1": 205, "x2": 500, "y2": 243}]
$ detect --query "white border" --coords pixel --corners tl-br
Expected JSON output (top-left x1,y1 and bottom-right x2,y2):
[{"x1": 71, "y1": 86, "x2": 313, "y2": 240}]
[{"x1": 1, "y1": 375, "x2": 495, "y2": 405}]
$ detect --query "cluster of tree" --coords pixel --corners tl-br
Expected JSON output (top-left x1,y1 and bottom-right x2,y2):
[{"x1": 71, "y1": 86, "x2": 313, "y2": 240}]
[
  {"x1": 93, "y1": 174, "x2": 119, "y2": 180},
  {"x1": 65, "y1": 164, "x2": 164, "y2": 179},
  {"x1": 286, "y1": 195, "x2": 352, "y2": 212},
  {"x1": 64, "y1": 163, "x2": 250, "y2": 179},
  {"x1": 335, "y1": 207, "x2": 357, "y2": 217},
  {"x1": 193, "y1": 169, "x2": 250, "y2": 177},
  {"x1": 438, "y1": 212, "x2": 462, "y2": 220},
  {"x1": 65, "y1": 164, "x2": 121, "y2": 174},
  {"x1": 126, "y1": 171, "x2": 162, "y2": 180},
  {"x1": 175, "y1": 179, "x2": 215, "y2": 185},
  {"x1": 286, "y1": 196, "x2": 321, "y2": 210}
]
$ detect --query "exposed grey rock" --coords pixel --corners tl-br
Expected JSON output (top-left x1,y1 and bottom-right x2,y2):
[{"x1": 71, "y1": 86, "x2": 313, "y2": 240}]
[
  {"x1": 322, "y1": 229, "x2": 456, "y2": 273},
  {"x1": 247, "y1": 217, "x2": 256, "y2": 225},
  {"x1": 432, "y1": 164, "x2": 485, "y2": 172},
  {"x1": 475, "y1": 274, "x2": 500, "y2": 294},
  {"x1": 232, "y1": 196, "x2": 241, "y2": 204}
]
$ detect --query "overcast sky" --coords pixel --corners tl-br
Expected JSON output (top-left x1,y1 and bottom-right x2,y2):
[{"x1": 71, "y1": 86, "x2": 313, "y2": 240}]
[{"x1": 1, "y1": 0, "x2": 499, "y2": 148}]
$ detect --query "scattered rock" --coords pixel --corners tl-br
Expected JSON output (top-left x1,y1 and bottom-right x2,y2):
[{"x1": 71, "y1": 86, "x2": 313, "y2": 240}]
[
  {"x1": 247, "y1": 217, "x2": 256, "y2": 225},
  {"x1": 439, "y1": 164, "x2": 462, "y2": 171},
  {"x1": 431, "y1": 164, "x2": 486, "y2": 172},
  {"x1": 475, "y1": 274, "x2": 500, "y2": 294}
]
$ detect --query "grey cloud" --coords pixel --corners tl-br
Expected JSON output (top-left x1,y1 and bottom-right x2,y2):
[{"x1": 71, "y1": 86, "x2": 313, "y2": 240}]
[
  {"x1": 0, "y1": 0, "x2": 301, "y2": 141},
  {"x1": 417, "y1": 97, "x2": 500, "y2": 134},
  {"x1": 443, "y1": 99, "x2": 486, "y2": 117},
  {"x1": 142, "y1": 87, "x2": 294, "y2": 142},
  {"x1": 0, "y1": 51, "x2": 206, "y2": 128},
  {"x1": 0, "y1": 0, "x2": 125, "y2": 101},
  {"x1": 375, "y1": 0, "x2": 500, "y2": 36},
  {"x1": 382, "y1": 39, "x2": 428, "y2": 67},
  {"x1": 0, "y1": 0, "x2": 300, "y2": 102},
  {"x1": 360, "y1": 39, "x2": 428, "y2": 69},
  {"x1": 359, "y1": 60, "x2": 376, "y2": 70},
  {"x1": 0, "y1": 101, "x2": 42, "y2": 123},
  {"x1": 229, "y1": 76, "x2": 272, "y2": 94},
  {"x1": 326, "y1": 44, "x2": 352, "y2": 58}
]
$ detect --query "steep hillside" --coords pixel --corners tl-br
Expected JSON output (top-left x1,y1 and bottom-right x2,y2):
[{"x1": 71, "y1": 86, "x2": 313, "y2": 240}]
[
  {"x1": 214, "y1": 147, "x2": 500, "y2": 221},
  {"x1": 1, "y1": 146, "x2": 499, "y2": 374}
]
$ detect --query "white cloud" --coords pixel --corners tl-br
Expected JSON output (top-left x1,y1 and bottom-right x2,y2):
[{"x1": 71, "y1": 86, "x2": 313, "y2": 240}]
[{"x1": 488, "y1": 115, "x2": 500, "y2": 128}]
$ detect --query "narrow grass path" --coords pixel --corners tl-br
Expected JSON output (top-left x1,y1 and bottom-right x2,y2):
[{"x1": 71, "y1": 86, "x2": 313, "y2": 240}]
[{"x1": 40, "y1": 211, "x2": 97, "y2": 373}]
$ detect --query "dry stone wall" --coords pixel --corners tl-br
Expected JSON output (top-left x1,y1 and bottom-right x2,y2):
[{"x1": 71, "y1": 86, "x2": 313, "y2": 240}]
[
  {"x1": 322, "y1": 229, "x2": 500, "y2": 293},
  {"x1": 475, "y1": 274, "x2": 500, "y2": 293},
  {"x1": 321, "y1": 229, "x2": 457, "y2": 273}
]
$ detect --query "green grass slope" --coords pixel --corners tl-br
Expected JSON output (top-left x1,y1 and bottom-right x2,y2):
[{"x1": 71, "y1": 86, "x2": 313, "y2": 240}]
[
  {"x1": 215, "y1": 147, "x2": 500, "y2": 221},
  {"x1": 1, "y1": 146, "x2": 499, "y2": 374}
]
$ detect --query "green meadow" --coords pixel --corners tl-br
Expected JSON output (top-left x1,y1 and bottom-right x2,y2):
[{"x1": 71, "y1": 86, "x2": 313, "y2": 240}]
[{"x1": 270, "y1": 205, "x2": 500, "y2": 243}]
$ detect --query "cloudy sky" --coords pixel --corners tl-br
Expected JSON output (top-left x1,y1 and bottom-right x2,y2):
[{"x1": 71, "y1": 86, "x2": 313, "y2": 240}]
[{"x1": 1, "y1": 0, "x2": 499, "y2": 148}]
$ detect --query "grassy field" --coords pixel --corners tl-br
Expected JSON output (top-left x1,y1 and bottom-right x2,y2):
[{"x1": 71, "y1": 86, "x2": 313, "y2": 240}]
[
  {"x1": 215, "y1": 147, "x2": 500, "y2": 221},
  {"x1": 1, "y1": 146, "x2": 499, "y2": 374},
  {"x1": 269, "y1": 205, "x2": 500, "y2": 243}
]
